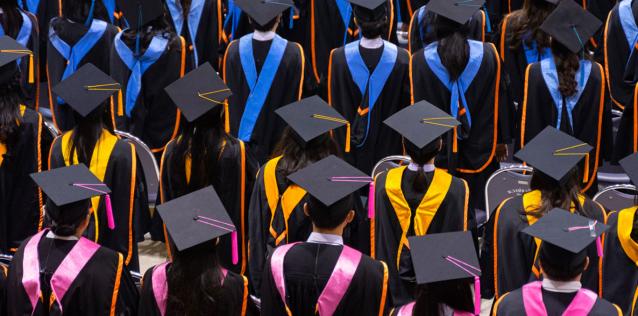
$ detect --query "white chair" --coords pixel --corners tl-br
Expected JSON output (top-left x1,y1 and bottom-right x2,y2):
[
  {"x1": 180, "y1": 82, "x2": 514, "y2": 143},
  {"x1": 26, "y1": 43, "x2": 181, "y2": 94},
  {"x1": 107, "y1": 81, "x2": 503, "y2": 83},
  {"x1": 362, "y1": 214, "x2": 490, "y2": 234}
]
[
  {"x1": 593, "y1": 184, "x2": 638, "y2": 211},
  {"x1": 483, "y1": 164, "x2": 533, "y2": 224},
  {"x1": 371, "y1": 155, "x2": 412, "y2": 178},
  {"x1": 114, "y1": 130, "x2": 160, "y2": 208}
]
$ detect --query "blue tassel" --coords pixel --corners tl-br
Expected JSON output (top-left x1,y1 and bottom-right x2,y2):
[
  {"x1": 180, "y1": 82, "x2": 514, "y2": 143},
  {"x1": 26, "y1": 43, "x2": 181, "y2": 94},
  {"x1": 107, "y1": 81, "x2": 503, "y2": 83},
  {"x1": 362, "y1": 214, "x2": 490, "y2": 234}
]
[
  {"x1": 289, "y1": 8, "x2": 294, "y2": 29},
  {"x1": 483, "y1": 4, "x2": 491, "y2": 33}
]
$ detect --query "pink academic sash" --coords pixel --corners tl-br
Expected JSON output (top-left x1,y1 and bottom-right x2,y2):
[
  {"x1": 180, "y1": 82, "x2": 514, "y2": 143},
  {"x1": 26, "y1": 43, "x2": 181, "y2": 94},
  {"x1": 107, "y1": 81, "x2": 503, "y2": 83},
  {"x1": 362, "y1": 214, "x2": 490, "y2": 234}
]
[
  {"x1": 395, "y1": 302, "x2": 475, "y2": 316},
  {"x1": 270, "y1": 242, "x2": 362, "y2": 316},
  {"x1": 522, "y1": 281, "x2": 597, "y2": 316},
  {"x1": 21, "y1": 229, "x2": 100, "y2": 314},
  {"x1": 152, "y1": 262, "x2": 228, "y2": 316}
]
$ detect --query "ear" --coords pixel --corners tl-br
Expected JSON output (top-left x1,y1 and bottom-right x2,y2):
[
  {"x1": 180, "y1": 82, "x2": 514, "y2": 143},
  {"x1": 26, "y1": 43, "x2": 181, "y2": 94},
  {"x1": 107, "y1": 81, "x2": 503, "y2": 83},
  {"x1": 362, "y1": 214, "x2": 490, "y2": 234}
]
[
  {"x1": 345, "y1": 210, "x2": 355, "y2": 224},
  {"x1": 583, "y1": 256, "x2": 590, "y2": 271},
  {"x1": 303, "y1": 203, "x2": 310, "y2": 217}
]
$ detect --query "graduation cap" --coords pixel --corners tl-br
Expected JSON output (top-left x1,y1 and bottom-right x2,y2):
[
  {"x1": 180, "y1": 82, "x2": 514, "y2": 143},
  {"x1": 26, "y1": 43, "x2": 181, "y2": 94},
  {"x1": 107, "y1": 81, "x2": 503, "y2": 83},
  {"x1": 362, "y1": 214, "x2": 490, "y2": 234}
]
[
  {"x1": 619, "y1": 153, "x2": 638, "y2": 186},
  {"x1": 116, "y1": 0, "x2": 164, "y2": 30},
  {"x1": 522, "y1": 208, "x2": 608, "y2": 265},
  {"x1": 514, "y1": 126, "x2": 593, "y2": 184},
  {"x1": 349, "y1": 0, "x2": 388, "y2": 22},
  {"x1": 426, "y1": 0, "x2": 484, "y2": 25},
  {"x1": 157, "y1": 186, "x2": 239, "y2": 262},
  {"x1": 52, "y1": 63, "x2": 122, "y2": 117},
  {"x1": 0, "y1": 35, "x2": 34, "y2": 84},
  {"x1": 165, "y1": 62, "x2": 231, "y2": 122},
  {"x1": 30, "y1": 164, "x2": 115, "y2": 229},
  {"x1": 275, "y1": 95, "x2": 351, "y2": 153},
  {"x1": 540, "y1": 0, "x2": 601, "y2": 54},
  {"x1": 408, "y1": 231, "x2": 481, "y2": 316},
  {"x1": 384, "y1": 100, "x2": 460, "y2": 150},
  {"x1": 234, "y1": 0, "x2": 294, "y2": 27}
]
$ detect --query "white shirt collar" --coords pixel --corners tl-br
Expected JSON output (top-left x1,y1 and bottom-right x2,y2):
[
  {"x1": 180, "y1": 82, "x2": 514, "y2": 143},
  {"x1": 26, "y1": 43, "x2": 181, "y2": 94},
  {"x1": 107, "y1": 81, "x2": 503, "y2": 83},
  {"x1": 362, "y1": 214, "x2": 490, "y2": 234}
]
[
  {"x1": 306, "y1": 232, "x2": 344, "y2": 246},
  {"x1": 45, "y1": 231, "x2": 79, "y2": 241},
  {"x1": 253, "y1": 30, "x2": 276, "y2": 41},
  {"x1": 542, "y1": 279, "x2": 582, "y2": 293},
  {"x1": 408, "y1": 163, "x2": 435, "y2": 172},
  {"x1": 360, "y1": 37, "x2": 383, "y2": 49}
]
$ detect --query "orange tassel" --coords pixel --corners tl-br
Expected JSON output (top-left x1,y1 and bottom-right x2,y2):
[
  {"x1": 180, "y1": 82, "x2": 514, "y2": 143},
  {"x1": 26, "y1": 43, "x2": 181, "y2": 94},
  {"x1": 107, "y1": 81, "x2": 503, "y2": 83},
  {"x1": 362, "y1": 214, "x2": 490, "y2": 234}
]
[
  {"x1": 117, "y1": 90, "x2": 124, "y2": 116},
  {"x1": 453, "y1": 127, "x2": 458, "y2": 153},
  {"x1": 224, "y1": 101, "x2": 230, "y2": 133},
  {"x1": 345, "y1": 122, "x2": 351, "y2": 153},
  {"x1": 28, "y1": 53, "x2": 34, "y2": 84},
  {"x1": 583, "y1": 153, "x2": 590, "y2": 183}
]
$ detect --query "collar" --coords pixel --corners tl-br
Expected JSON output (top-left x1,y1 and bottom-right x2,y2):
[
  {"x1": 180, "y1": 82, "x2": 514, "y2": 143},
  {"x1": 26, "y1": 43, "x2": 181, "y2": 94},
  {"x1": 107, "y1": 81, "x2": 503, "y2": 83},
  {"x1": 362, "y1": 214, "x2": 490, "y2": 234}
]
[
  {"x1": 407, "y1": 163, "x2": 435, "y2": 172},
  {"x1": 45, "y1": 231, "x2": 79, "y2": 241},
  {"x1": 541, "y1": 279, "x2": 582, "y2": 293},
  {"x1": 253, "y1": 30, "x2": 276, "y2": 41},
  {"x1": 307, "y1": 232, "x2": 344, "y2": 246},
  {"x1": 360, "y1": 37, "x2": 383, "y2": 49}
]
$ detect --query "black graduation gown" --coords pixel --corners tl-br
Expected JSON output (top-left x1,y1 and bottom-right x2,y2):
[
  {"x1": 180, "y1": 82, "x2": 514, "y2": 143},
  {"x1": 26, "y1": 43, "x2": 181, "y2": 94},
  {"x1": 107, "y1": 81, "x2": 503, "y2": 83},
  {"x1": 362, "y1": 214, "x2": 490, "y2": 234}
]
[
  {"x1": 372, "y1": 167, "x2": 471, "y2": 305},
  {"x1": 110, "y1": 31, "x2": 186, "y2": 156},
  {"x1": 17, "y1": 0, "x2": 59, "y2": 79},
  {"x1": 223, "y1": 37, "x2": 304, "y2": 164},
  {"x1": 328, "y1": 42, "x2": 410, "y2": 175},
  {"x1": 494, "y1": 285, "x2": 621, "y2": 316},
  {"x1": 47, "y1": 18, "x2": 119, "y2": 132},
  {"x1": 480, "y1": 191, "x2": 607, "y2": 300},
  {"x1": 408, "y1": 7, "x2": 486, "y2": 54},
  {"x1": 411, "y1": 41, "x2": 512, "y2": 208},
  {"x1": 602, "y1": 207, "x2": 638, "y2": 315},
  {"x1": 138, "y1": 263, "x2": 252, "y2": 316},
  {"x1": 484, "y1": 0, "x2": 522, "y2": 30},
  {"x1": 260, "y1": 242, "x2": 391, "y2": 316},
  {"x1": 49, "y1": 129, "x2": 146, "y2": 270},
  {"x1": 518, "y1": 60, "x2": 612, "y2": 194},
  {"x1": 278, "y1": 2, "x2": 309, "y2": 48},
  {"x1": 4, "y1": 233, "x2": 138, "y2": 315},
  {"x1": 604, "y1": 0, "x2": 637, "y2": 111},
  {"x1": 159, "y1": 136, "x2": 258, "y2": 275},
  {"x1": 0, "y1": 106, "x2": 52, "y2": 253},
  {"x1": 164, "y1": 0, "x2": 222, "y2": 70}
]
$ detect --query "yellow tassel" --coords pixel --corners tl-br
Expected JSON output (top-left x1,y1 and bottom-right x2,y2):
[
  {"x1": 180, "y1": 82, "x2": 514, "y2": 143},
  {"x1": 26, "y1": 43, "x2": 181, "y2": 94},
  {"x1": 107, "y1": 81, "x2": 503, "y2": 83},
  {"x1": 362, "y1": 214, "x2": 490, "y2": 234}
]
[
  {"x1": 583, "y1": 153, "x2": 589, "y2": 183},
  {"x1": 28, "y1": 53, "x2": 34, "y2": 84},
  {"x1": 117, "y1": 90, "x2": 124, "y2": 116},
  {"x1": 345, "y1": 123, "x2": 351, "y2": 153},
  {"x1": 224, "y1": 101, "x2": 230, "y2": 133},
  {"x1": 453, "y1": 127, "x2": 458, "y2": 153}
]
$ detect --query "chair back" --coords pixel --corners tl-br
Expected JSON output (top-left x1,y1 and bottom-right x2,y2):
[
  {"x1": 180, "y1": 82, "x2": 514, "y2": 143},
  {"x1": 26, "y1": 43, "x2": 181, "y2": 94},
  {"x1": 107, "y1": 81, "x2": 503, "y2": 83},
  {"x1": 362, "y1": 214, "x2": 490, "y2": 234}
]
[
  {"x1": 114, "y1": 130, "x2": 160, "y2": 207},
  {"x1": 593, "y1": 184, "x2": 638, "y2": 211},
  {"x1": 484, "y1": 165, "x2": 533, "y2": 224},
  {"x1": 372, "y1": 155, "x2": 412, "y2": 178}
]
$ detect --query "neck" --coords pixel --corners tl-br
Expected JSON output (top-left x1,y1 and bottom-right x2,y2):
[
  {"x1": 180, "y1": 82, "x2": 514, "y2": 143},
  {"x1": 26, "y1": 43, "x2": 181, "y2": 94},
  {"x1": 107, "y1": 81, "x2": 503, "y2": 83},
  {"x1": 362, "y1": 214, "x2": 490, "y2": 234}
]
[
  {"x1": 312, "y1": 225, "x2": 344, "y2": 237},
  {"x1": 253, "y1": 29, "x2": 276, "y2": 41},
  {"x1": 360, "y1": 36, "x2": 383, "y2": 49}
]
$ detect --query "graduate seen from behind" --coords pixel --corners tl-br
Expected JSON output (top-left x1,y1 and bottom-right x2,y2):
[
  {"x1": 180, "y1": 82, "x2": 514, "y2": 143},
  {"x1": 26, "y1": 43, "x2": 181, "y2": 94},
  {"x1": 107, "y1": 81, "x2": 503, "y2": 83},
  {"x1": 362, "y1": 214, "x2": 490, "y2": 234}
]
[
  {"x1": 329, "y1": 0, "x2": 410, "y2": 175},
  {"x1": 5, "y1": 165, "x2": 138, "y2": 315},
  {"x1": 494, "y1": 209, "x2": 621, "y2": 315},
  {"x1": 160, "y1": 63, "x2": 257, "y2": 275},
  {"x1": 48, "y1": 64, "x2": 147, "y2": 270},
  {"x1": 481, "y1": 127, "x2": 607, "y2": 300},
  {"x1": 373, "y1": 101, "x2": 472, "y2": 305},
  {"x1": 138, "y1": 186, "x2": 255, "y2": 316},
  {"x1": 392, "y1": 232, "x2": 481, "y2": 316},
  {"x1": 260, "y1": 155, "x2": 390, "y2": 316}
]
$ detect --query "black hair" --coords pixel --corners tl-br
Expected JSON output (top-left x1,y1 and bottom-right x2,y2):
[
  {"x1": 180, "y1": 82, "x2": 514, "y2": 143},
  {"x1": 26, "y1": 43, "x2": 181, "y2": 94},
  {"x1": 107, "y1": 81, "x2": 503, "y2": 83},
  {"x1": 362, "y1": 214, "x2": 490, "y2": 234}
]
[
  {"x1": 0, "y1": 70, "x2": 22, "y2": 152},
  {"x1": 412, "y1": 279, "x2": 474, "y2": 316},
  {"x1": 120, "y1": 9, "x2": 177, "y2": 54},
  {"x1": 551, "y1": 40, "x2": 581, "y2": 98},
  {"x1": 306, "y1": 195, "x2": 353, "y2": 229},
  {"x1": 166, "y1": 239, "x2": 228, "y2": 315},
  {"x1": 404, "y1": 138, "x2": 441, "y2": 193},
  {"x1": 249, "y1": 15, "x2": 280, "y2": 32},
  {"x1": 47, "y1": 199, "x2": 90, "y2": 237},
  {"x1": 0, "y1": 0, "x2": 21, "y2": 36},
  {"x1": 538, "y1": 245, "x2": 587, "y2": 282},
  {"x1": 434, "y1": 15, "x2": 469, "y2": 81},
  {"x1": 527, "y1": 167, "x2": 592, "y2": 218},
  {"x1": 507, "y1": 0, "x2": 555, "y2": 50},
  {"x1": 61, "y1": 0, "x2": 109, "y2": 23},
  {"x1": 354, "y1": 7, "x2": 388, "y2": 39},
  {"x1": 271, "y1": 126, "x2": 340, "y2": 180},
  {"x1": 68, "y1": 103, "x2": 113, "y2": 165}
]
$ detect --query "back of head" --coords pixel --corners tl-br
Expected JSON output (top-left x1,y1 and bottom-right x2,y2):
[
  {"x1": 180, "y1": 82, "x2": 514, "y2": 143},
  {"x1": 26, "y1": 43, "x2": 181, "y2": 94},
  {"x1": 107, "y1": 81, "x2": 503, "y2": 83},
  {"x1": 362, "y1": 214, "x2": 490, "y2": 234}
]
[
  {"x1": 529, "y1": 167, "x2": 589, "y2": 218},
  {"x1": 61, "y1": 0, "x2": 109, "y2": 23},
  {"x1": 434, "y1": 15, "x2": 469, "y2": 81},
  {"x1": 0, "y1": 0, "x2": 21, "y2": 36},
  {"x1": 353, "y1": 4, "x2": 388, "y2": 39},
  {"x1": 306, "y1": 195, "x2": 353, "y2": 229},
  {"x1": 69, "y1": 103, "x2": 111, "y2": 165},
  {"x1": 413, "y1": 279, "x2": 474, "y2": 316},
  {"x1": 404, "y1": 138, "x2": 440, "y2": 193},
  {"x1": 271, "y1": 127, "x2": 340, "y2": 178},
  {"x1": 539, "y1": 242, "x2": 587, "y2": 282},
  {"x1": 508, "y1": 0, "x2": 555, "y2": 49},
  {"x1": 46, "y1": 198, "x2": 90, "y2": 237},
  {"x1": 0, "y1": 63, "x2": 22, "y2": 147}
]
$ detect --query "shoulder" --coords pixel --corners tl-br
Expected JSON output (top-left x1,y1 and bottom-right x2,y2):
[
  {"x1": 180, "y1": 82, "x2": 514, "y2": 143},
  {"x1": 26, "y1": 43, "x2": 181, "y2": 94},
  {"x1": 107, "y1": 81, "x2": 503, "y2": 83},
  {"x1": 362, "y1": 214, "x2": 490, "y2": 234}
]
[
  {"x1": 224, "y1": 270, "x2": 248, "y2": 290},
  {"x1": 226, "y1": 39, "x2": 240, "y2": 57},
  {"x1": 91, "y1": 243, "x2": 124, "y2": 268},
  {"x1": 48, "y1": 16, "x2": 63, "y2": 29},
  {"x1": 219, "y1": 136, "x2": 246, "y2": 161},
  {"x1": 495, "y1": 195, "x2": 524, "y2": 222},
  {"x1": 357, "y1": 253, "x2": 387, "y2": 279},
  {"x1": 410, "y1": 48, "x2": 427, "y2": 66},
  {"x1": 583, "y1": 197, "x2": 607, "y2": 220},
  {"x1": 493, "y1": 289, "x2": 524, "y2": 315},
  {"x1": 394, "y1": 45, "x2": 410, "y2": 65},
  {"x1": 592, "y1": 297, "x2": 623, "y2": 316}
]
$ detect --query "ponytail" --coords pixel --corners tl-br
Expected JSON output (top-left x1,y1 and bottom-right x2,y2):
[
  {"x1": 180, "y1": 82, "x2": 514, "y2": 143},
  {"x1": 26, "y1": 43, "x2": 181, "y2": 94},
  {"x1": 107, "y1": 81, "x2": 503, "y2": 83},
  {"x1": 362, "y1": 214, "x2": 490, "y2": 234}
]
[
  {"x1": 434, "y1": 16, "x2": 469, "y2": 81},
  {"x1": 404, "y1": 139, "x2": 441, "y2": 193},
  {"x1": 69, "y1": 103, "x2": 112, "y2": 165},
  {"x1": 0, "y1": 72, "x2": 22, "y2": 150},
  {"x1": 551, "y1": 40, "x2": 580, "y2": 98},
  {"x1": 0, "y1": 1, "x2": 21, "y2": 36}
]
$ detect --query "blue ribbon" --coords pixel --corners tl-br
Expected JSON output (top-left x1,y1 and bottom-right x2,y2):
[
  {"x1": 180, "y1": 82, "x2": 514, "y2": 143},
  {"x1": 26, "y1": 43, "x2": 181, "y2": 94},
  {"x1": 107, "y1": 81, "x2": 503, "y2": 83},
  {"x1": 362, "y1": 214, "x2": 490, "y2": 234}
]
[
  {"x1": 18, "y1": 0, "x2": 40, "y2": 14},
  {"x1": 85, "y1": 0, "x2": 96, "y2": 26},
  {"x1": 417, "y1": 5, "x2": 429, "y2": 45},
  {"x1": 0, "y1": 11, "x2": 33, "y2": 67},
  {"x1": 424, "y1": 40, "x2": 484, "y2": 129},
  {"x1": 522, "y1": 39, "x2": 552, "y2": 65},
  {"x1": 619, "y1": 0, "x2": 638, "y2": 52},
  {"x1": 395, "y1": 0, "x2": 402, "y2": 24},
  {"x1": 102, "y1": 0, "x2": 116, "y2": 23},
  {"x1": 344, "y1": 40, "x2": 398, "y2": 147},
  {"x1": 540, "y1": 57, "x2": 592, "y2": 129},
  {"x1": 237, "y1": 34, "x2": 288, "y2": 141},
  {"x1": 114, "y1": 32, "x2": 169, "y2": 117},
  {"x1": 166, "y1": 0, "x2": 205, "y2": 66},
  {"x1": 223, "y1": 0, "x2": 243, "y2": 41},
  {"x1": 335, "y1": 0, "x2": 352, "y2": 45}
]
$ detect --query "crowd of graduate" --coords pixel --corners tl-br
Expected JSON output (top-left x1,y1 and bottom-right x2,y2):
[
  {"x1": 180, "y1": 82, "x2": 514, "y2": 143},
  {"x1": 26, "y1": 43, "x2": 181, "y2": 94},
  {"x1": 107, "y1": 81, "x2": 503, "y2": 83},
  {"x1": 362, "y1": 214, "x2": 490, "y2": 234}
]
[{"x1": 0, "y1": 0, "x2": 637, "y2": 314}]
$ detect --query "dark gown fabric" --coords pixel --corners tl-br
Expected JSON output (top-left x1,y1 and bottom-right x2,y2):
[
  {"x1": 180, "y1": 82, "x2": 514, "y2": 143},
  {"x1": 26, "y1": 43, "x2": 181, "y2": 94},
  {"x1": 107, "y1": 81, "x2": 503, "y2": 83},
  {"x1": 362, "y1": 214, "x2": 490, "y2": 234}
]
[
  {"x1": 328, "y1": 43, "x2": 410, "y2": 175},
  {"x1": 411, "y1": 41, "x2": 512, "y2": 209},
  {"x1": 0, "y1": 106, "x2": 51, "y2": 253},
  {"x1": 408, "y1": 6, "x2": 486, "y2": 54},
  {"x1": 159, "y1": 137, "x2": 258, "y2": 276},
  {"x1": 494, "y1": 285, "x2": 621, "y2": 316},
  {"x1": 224, "y1": 37, "x2": 304, "y2": 164},
  {"x1": 49, "y1": 129, "x2": 147, "y2": 270},
  {"x1": 110, "y1": 31, "x2": 186, "y2": 155},
  {"x1": 480, "y1": 191, "x2": 607, "y2": 300},
  {"x1": 138, "y1": 262, "x2": 253, "y2": 316},
  {"x1": 17, "y1": 0, "x2": 59, "y2": 80},
  {"x1": 602, "y1": 207, "x2": 638, "y2": 315},
  {"x1": 484, "y1": 0, "x2": 522, "y2": 30},
  {"x1": 4, "y1": 232, "x2": 138, "y2": 315},
  {"x1": 260, "y1": 242, "x2": 391, "y2": 316},
  {"x1": 372, "y1": 167, "x2": 471, "y2": 305},
  {"x1": 47, "y1": 18, "x2": 119, "y2": 132},
  {"x1": 518, "y1": 60, "x2": 612, "y2": 194}
]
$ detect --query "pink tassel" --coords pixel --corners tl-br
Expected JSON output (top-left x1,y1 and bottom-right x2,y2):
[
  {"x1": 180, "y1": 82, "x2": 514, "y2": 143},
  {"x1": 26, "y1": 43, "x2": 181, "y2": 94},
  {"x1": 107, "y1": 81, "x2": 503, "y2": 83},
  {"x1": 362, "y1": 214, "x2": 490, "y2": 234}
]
[
  {"x1": 368, "y1": 181, "x2": 375, "y2": 219},
  {"x1": 231, "y1": 231, "x2": 239, "y2": 265},
  {"x1": 105, "y1": 194, "x2": 115, "y2": 230},
  {"x1": 474, "y1": 276, "x2": 481, "y2": 316},
  {"x1": 596, "y1": 237, "x2": 603, "y2": 258}
]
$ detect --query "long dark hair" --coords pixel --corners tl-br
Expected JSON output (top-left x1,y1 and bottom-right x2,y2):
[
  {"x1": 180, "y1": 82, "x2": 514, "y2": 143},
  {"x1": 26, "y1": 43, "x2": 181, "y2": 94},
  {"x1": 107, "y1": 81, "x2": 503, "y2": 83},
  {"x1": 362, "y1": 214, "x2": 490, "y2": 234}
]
[
  {"x1": 527, "y1": 167, "x2": 591, "y2": 218},
  {"x1": 551, "y1": 40, "x2": 581, "y2": 98},
  {"x1": 507, "y1": 0, "x2": 555, "y2": 50},
  {"x1": 404, "y1": 139, "x2": 441, "y2": 193},
  {"x1": 68, "y1": 103, "x2": 113, "y2": 165},
  {"x1": 271, "y1": 127, "x2": 340, "y2": 179},
  {"x1": 60, "y1": 0, "x2": 109, "y2": 24},
  {"x1": 0, "y1": 0, "x2": 21, "y2": 36},
  {"x1": 412, "y1": 279, "x2": 474, "y2": 316},
  {"x1": 434, "y1": 16, "x2": 469, "y2": 81},
  {"x1": 0, "y1": 71, "x2": 22, "y2": 150},
  {"x1": 120, "y1": 10, "x2": 176, "y2": 54},
  {"x1": 166, "y1": 239, "x2": 227, "y2": 315}
]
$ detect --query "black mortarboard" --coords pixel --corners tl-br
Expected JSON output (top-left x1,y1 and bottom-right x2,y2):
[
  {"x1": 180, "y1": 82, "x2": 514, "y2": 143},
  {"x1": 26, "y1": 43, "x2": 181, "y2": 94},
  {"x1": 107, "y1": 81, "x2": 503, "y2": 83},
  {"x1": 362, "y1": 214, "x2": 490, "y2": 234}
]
[
  {"x1": 117, "y1": 0, "x2": 164, "y2": 30},
  {"x1": 157, "y1": 186, "x2": 237, "y2": 252},
  {"x1": 287, "y1": 155, "x2": 370, "y2": 207},
  {"x1": 384, "y1": 100, "x2": 460, "y2": 149},
  {"x1": 235, "y1": 0, "x2": 293, "y2": 27},
  {"x1": 275, "y1": 95, "x2": 351, "y2": 152},
  {"x1": 427, "y1": 0, "x2": 484, "y2": 25},
  {"x1": 165, "y1": 62, "x2": 231, "y2": 122},
  {"x1": 52, "y1": 63, "x2": 121, "y2": 117},
  {"x1": 619, "y1": 153, "x2": 638, "y2": 186},
  {"x1": 350, "y1": 0, "x2": 388, "y2": 22},
  {"x1": 514, "y1": 126, "x2": 593, "y2": 183},
  {"x1": 0, "y1": 35, "x2": 33, "y2": 84},
  {"x1": 540, "y1": 0, "x2": 601, "y2": 54}
]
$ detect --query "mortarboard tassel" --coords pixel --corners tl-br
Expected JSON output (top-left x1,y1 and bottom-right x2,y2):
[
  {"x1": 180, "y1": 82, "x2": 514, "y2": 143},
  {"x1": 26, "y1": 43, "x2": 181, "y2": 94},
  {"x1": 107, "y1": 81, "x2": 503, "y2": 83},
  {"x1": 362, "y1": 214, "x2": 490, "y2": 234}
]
[
  {"x1": 311, "y1": 114, "x2": 351, "y2": 153},
  {"x1": 583, "y1": 153, "x2": 589, "y2": 183},
  {"x1": 224, "y1": 101, "x2": 230, "y2": 133},
  {"x1": 28, "y1": 53, "x2": 34, "y2": 83},
  {"x1": 474, "y1": 276, "x2": 481, "y2": 316},
  {"x1": 231, "y1": 230, "x2": 239, "y2": 265},
  {"x1": 117, "y1": 89, "x2": 124, "y2": 116},
  {"x1": 444, "y1": 255, "x2": 481, "y2": 316},
  {"x1": 596, "y1": 236, "x2": 603, "y2": 258},
  {"x1": 572, "y1": 26, "x2": 585, "y2": 84},
  {"x1": 345, "y1": 122, "x2": 351, "y2": 153},
  {"x1": 453, "y1": 127, "x2": 458, "y2": 153},
  {"x1": 368, "y1": 180, "x2": 375, "y2": 219},
  {"x1": 104, "y1": 194, "x2": 115, "y2": 230}
]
